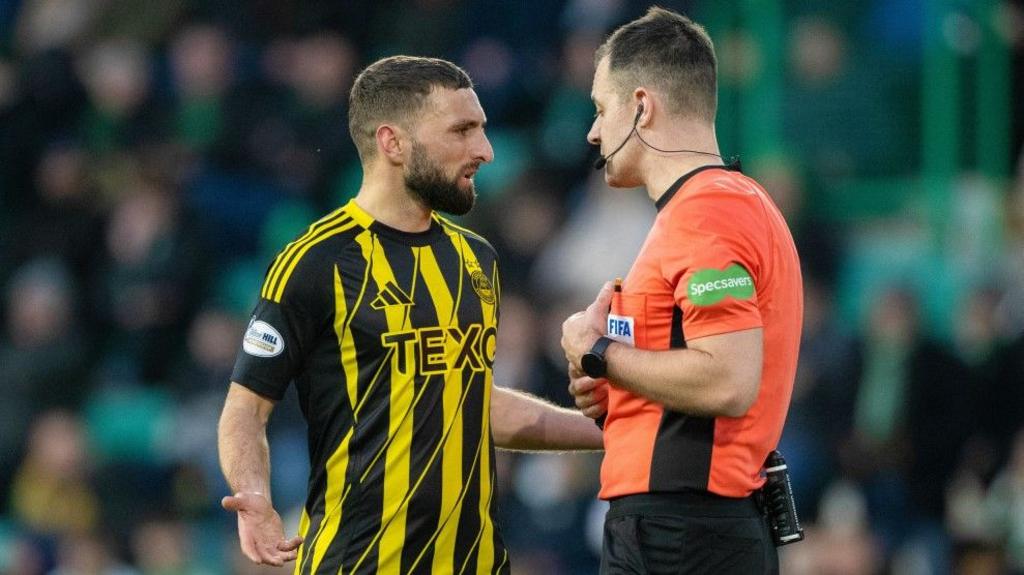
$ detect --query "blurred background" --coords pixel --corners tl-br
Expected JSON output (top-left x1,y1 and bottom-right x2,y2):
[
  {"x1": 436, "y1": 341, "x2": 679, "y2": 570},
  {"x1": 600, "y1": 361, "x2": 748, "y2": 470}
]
[{"x1": 0, "y1": 0, "x2": 1022, "y2": 573}]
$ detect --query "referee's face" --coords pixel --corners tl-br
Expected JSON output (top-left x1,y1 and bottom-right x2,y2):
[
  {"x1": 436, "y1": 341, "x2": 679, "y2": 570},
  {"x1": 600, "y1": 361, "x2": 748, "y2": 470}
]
[
  {"x1": 589, "y1": 57, "x2": 643, "y2": 188},
  {"x1": 405, "y1": 88, "x2": 493, "y2": 215}
]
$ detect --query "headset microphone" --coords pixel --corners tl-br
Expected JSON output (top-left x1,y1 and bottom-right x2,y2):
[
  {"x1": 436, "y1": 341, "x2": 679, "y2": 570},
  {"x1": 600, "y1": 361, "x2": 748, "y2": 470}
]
[
  {"x1": 592, "y1": 103, "x2": 726, "y2": 170},
  {"x1": 592, "y1": 105, "x2": 643, "y2": 170}
]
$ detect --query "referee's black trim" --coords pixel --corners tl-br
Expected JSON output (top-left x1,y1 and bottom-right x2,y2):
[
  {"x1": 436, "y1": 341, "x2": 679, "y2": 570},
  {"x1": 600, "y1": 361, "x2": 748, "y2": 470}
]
[
  {"x1": 649, "y1": 303, "x2": 714, "y2": 491},
  {"x1": 655, "y1": 162, "x2": 742, "y2": 213},
  {"x1": 650, "y1": 412, "x2": 715, "y2": 492},
  {"x1": 670, "y1": 304, "x2": 686, "y2": 349}
]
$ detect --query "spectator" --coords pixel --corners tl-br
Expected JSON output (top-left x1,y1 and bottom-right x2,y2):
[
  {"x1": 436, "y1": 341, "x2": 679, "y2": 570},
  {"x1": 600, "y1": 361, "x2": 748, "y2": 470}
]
[
  {"x1": 168, "y1": 24, "x2": 237, "y2": 155},
  {"x1": 845, "y1": 286, "x2": 971, "y2": 570},
  {"x1": 130, "y1": 518, "x2": 213, "y2": 575},
  {"x1": 2, "y1": 141, "x2": 105, "y2": 288},
  {"x1": 10, "y1": 411, "x2": 99, "y2": 538},
  {"x1": 50, "y1": 533, "x2": 136, "y2": 575},
  {"x1": 93, "y1": 183, "x2": 204, "y2": 382},
  {"x1": 0, "y1": 259, "x2": 88, "y2": 493},
  {"x1": 74, "y1": 38, "x2": 159, "y2": 155}
]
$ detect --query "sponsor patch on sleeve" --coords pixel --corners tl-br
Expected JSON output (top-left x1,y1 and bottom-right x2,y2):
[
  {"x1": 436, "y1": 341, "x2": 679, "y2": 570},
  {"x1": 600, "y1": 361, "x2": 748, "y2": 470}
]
[
  {"x1": 243, "y1": 319, "x2": 285, "y2": 357},
  {"x1": 687, "y1": 264, "x2": 755, "y2": 307}
]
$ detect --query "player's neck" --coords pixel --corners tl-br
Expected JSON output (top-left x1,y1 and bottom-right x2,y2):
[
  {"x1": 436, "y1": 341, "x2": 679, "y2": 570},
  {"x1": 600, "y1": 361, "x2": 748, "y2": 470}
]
[{"x1": 354, "y1": 170, "x2": 433, "y2": 233}]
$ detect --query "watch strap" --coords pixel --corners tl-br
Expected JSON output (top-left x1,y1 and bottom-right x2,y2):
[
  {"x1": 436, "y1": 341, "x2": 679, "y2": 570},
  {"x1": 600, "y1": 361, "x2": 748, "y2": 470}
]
[{"x1": 589, "y1": 335, "x2": 614, "y2": 358}]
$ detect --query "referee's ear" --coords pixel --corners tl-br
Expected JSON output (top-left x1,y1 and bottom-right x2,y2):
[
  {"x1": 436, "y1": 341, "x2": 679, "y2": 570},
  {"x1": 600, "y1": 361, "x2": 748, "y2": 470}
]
[{"x1": 376, "y1": 124, "x2": 407, "y2": 166}]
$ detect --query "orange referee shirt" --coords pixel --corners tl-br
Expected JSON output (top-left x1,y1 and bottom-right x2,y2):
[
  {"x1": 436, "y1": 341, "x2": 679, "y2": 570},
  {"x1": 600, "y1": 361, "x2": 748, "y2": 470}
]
[{"x1": 601, "y1": 164, "x2": 803, "y2": 499}]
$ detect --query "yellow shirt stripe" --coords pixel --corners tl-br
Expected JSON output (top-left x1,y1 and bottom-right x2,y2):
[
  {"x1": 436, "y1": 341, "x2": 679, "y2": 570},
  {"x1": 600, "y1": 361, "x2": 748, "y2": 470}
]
[
  {"x1": 417, "y1": 245, "x2": 467, "y2": 573},
  {"x1": 292, "y1": 508, "x2": 310, "y2": 575},
  {"x1": 355, "y1": 233, "x2": 415, "y2": 574},
  {"x1": 456, "y1": 238, "x2": 499, "y2": 575}
]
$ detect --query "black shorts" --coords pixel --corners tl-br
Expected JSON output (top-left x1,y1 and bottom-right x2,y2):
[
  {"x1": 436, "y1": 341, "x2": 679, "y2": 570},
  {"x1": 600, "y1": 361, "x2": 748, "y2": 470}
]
[{"x1": 600, "y1": 491, "x2": 779, "y2": 575}]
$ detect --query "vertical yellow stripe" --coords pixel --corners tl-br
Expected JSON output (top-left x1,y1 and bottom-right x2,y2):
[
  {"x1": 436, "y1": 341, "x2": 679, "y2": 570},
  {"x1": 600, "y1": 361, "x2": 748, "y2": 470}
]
[
  {"x1": 442, "y1": 231, "x2": 466, "y2": 321},
  {"x1": 335, "y1": 263, "x2": 362, "y2": 415},
  {"x1": 352, "y1": 233, "x2": 415, "y2": 575},
  {"x1": 377, "y1": 241, "x2": 416, "y2": 575},
  {"x1": 292, "y1": 508, "x2": 310, "y2": 575},
  {"x1": 405, "y1": 379, "x2": 478, "y2": 573},
  {"x1": 303, "y1": 266, "x2": 359, "y2": 573},
  {"x1": 304, "y1": 429, "x2": 353, "y2": 573},
  {"x1": 339, "y1": 254, "x2": 375, "y2": 412},
  {"x1": 417, "y1": 246, "x2": 466, "y2": 573},
  {"x1": 491, "y1": 260, "x2": 501, "y2": 314},
  {"x1": 474, "y1": 367, "x2": 496, "y2": 574},
  {"x1": 455, "y1": 428, "x2": 488, "y2": 575},
  {"x1": 450, "y1": 237, "x2": 498, "y2": 575},
  {"x1": 350, "y1": 229, "x2": 388, "y2": 418},
  {"x1": 366, "y1": 376, "x2": 469, "y2": 574}
]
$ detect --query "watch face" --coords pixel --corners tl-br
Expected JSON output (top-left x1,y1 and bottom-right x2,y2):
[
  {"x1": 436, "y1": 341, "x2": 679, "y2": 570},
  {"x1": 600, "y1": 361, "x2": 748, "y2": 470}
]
[{"x1": 581, "y1": 352, "x2": 606, "y2": 378}]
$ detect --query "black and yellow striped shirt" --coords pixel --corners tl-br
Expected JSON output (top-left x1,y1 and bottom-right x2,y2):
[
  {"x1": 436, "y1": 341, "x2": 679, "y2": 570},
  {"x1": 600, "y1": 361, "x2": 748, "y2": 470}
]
[{"x1": 232, "y1": 199, "x2": 509, "y2": 574}]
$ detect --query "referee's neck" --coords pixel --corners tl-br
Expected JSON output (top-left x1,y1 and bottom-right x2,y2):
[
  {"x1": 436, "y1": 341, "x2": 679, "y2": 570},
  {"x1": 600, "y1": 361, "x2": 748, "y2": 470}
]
[
  {"x1": 644, "y1": 154, "x2": 724, "y2": 203},
  {"x1": 640, "y1": 121, "x2": 721, "y2": 201}
]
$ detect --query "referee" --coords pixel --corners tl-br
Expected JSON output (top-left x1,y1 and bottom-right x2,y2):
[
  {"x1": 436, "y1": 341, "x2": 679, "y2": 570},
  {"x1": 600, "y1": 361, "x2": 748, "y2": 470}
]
[
  {"x1": 563, "y1": 8, "x2": 803, "y2": 574},
  {"x1": 217, "y1": 56, "x2": 602, "y2": 574}
]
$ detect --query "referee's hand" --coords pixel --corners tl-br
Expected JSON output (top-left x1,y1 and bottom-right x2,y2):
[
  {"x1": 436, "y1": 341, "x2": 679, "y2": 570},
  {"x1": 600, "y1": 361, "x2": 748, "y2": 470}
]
[
  {"x1": 568, "y1": 362, "x2": 608, "y2": 420},
  {"x1": 561, "y1": 281, "x2": 614, "y2": 368},
  {"x1": 222, "y1": 491, "x2": 303, "y2": 566}
]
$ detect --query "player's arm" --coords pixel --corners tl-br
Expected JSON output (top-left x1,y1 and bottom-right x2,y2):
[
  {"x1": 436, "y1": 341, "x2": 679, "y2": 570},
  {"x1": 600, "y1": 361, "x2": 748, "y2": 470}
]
[
  {"x1": 220, "y1": 246, "x2": 328, "y2": 565},
  {"x1": 218, "y1": 383, "x2": 303, "y2": 566},
  {"x1": 490, "y1": 384, "x2": 604, "y2": 451},
  {"x1": 563, "y1": 282, "x2": 762, "y2": 418},
  {"x1": 219, "y1": 382, "x2": 275, "y2": 499}
]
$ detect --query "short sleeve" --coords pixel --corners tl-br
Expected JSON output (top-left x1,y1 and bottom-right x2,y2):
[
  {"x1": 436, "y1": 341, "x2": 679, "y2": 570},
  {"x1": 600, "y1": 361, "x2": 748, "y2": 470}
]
[
  {"x1": 231, "y1": 254, "x2": 331, "y2": 400},
  {"x1": 659, "y1": 188, "x2": 765, "y2": 341}
]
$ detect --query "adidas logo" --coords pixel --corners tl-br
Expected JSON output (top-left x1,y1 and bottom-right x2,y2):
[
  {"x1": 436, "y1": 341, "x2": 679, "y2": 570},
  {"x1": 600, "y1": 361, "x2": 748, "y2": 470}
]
[{"x1": 371, "y1": 282, "x2": 414, "y2": 310}]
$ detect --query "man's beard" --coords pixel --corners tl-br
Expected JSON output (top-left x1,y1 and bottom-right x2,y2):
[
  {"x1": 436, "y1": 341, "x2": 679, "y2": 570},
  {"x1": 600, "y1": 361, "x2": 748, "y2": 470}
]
[{"x1": 405, "y1": 144, "x2": 477, "y2": 216}]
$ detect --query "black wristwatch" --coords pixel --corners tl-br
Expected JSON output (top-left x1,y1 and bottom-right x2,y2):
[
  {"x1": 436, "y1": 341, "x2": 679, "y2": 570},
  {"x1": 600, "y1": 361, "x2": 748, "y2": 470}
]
[{"x1": 580, "y1": 336, "x2": 614, "y2": 378}]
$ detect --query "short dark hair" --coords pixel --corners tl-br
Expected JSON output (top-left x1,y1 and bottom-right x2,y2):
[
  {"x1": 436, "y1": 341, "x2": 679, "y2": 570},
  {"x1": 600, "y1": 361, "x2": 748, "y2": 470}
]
[
  {"x1": 348, "y1": 56, "x2": 473, "y2": 161},
  {"x1": 596, "y1": 6, "x2": 717, "y2": 123}
]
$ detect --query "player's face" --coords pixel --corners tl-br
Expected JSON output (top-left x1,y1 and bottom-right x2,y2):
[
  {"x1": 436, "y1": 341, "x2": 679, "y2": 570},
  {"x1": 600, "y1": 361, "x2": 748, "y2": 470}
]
[
  {"x1": 406, "y1": 88, "x2": 494, "y2": 215},
  {"x1": 588, "y1": 57, "x2": 643, "y2": 188}
]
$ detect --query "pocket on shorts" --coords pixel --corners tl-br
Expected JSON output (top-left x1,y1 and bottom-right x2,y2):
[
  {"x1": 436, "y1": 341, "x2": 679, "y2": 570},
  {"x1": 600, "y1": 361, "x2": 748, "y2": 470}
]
[{"x1": 601, "y1": 515, "x2": 647, "y2": 575}]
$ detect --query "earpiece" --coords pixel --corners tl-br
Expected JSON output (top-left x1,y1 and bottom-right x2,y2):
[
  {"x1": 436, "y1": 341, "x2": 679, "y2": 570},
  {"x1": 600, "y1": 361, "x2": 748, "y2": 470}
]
[{"x1": 593, "y1": 100, "x2": 725, "y2": 171}]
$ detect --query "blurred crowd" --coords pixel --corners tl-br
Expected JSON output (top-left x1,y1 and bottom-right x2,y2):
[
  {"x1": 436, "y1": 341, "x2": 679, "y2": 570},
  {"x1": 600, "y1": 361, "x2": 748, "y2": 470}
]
[{"x1": 1, "y1": 0, "x2": 1023, "y2": 574}]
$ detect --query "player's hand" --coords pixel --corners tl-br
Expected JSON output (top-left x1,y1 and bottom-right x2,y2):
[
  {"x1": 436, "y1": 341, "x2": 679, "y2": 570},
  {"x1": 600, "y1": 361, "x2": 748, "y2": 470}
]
[
  {"x1": 222, "y1": 491, "x2": 303, "y2": 566},
  {"x1": 561, "y1": 281, "x2": 614, "y2": 367},
  {"x1": 568, "y1": 362, "x2": 608, "y2": 420}
]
